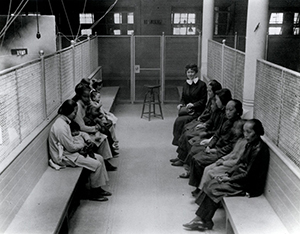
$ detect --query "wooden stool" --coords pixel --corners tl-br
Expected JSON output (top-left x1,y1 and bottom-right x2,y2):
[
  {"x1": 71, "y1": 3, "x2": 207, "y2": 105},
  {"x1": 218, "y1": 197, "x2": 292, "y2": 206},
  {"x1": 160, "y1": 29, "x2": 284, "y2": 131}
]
[{"x1": 141, "y1": 85, "x2": 164, "y2": 121}]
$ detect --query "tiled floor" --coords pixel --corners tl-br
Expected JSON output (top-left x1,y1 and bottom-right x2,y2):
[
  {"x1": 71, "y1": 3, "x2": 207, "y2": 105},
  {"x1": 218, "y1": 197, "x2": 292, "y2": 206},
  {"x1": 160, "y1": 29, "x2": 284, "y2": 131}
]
[{"x1": 69, "y1": 104, "x2": 227, "y2": 234}]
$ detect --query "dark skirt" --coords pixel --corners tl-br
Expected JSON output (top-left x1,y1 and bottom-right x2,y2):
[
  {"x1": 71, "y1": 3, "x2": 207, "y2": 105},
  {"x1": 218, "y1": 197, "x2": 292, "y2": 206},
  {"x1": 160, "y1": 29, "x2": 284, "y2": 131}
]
[
  {"x1": 172, "y1": 114, "x2": 196, "y2": 146},
  {"x1": 199, "y1": 178, "x2": 244, "y2": 203}
]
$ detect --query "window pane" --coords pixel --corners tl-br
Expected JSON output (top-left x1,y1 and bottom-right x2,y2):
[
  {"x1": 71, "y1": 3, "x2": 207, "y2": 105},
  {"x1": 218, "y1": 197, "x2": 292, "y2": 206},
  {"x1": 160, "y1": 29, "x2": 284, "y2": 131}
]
[
  {"x1": 79, "y1": 13, "x2": 94, "y2": 24},
  {"x1": 113, "y1": 29, "x2": 121, "y2": 35},
  {"x1": 269, "y1": 13, "x2": 283, "y2": 24},
  {"x1": 81, "y1": 29, "x2": 92, "y2": 35},
  {"x1": 114, "y1": 13, "x2": 122, "y2": 24},
  {"x1": 179, "y1": 27, "x2": 186, "y2": 35},
  {"x1": 294, "y1": 27, "x2": 300, "y2": 35},
  {"x1": 269, "y1": 27, "x2": 282, "y2": 35},
  {"x1": 128, "y1": 12, "x2": 134, "y2": 24},
  {"x1": 174, "y1": 13, "x2": 180, "y2": 24},
  {"x1": 180, "y1": 13, "x2": 188, "y2": 24},
  {"x1": 294, "y1": 13, "x2": 299, "y2": 24},
  {"x1": 187, "y1": 26, "x2": 196, "y2": 35},
  {"x1": 188, "y1": 13, "x2": 196, "y2": 24},
  {"x1": 127, "y1": 30, "x2": 134, "y2": 35}
]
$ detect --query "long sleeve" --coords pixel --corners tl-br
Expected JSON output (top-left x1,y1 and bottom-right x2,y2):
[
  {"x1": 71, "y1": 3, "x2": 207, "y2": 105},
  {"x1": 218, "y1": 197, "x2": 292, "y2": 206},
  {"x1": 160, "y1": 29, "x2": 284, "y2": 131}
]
[
  {"x1": 75, "y1": 100, "x2": 97, "y2": 133},
  {"x1": 228, "y1": 140, "x2": 270, "y2": 197},
  {"x1": 181, "y1": 80, "x2": 207, "y2": 115},
  {"x1": 48, "y1": 116, "x2": 85, "y2": 165}
]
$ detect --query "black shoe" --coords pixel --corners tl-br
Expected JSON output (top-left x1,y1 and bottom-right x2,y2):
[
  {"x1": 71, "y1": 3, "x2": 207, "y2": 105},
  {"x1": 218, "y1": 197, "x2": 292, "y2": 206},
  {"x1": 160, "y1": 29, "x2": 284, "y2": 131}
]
[
  {"x1": 89, "y1": 196, "x2": 109, "y2": 202},
  {"x1": 183, "y1": 220, "x2": 204, "y2": 230},
  {"x1": 170, "y1": 158, "x2": 179, "y2": 163},
  {"x1": 197, "y1": 220, "x2": 214, "y2": 230},
  {"x1": 171, "y1": 160, "x2": 184, "y2": 166},
  {"x1": 105, "y1": 160, "x2": 117, "y2": 171},
  {"x1": 97, "y1": 188, "x2": 112, "y2": 196},
  {"x1": 179, "y1": 172, "x2": 190, "y2": 179},
  {"x1": 191, "y1": 188, "x2": 201, "y2": 197}
]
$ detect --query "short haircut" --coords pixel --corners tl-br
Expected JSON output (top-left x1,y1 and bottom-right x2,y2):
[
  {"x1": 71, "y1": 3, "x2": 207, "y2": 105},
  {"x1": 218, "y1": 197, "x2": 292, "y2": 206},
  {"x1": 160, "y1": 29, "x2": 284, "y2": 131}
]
[
  {"x1": 208, "y1": 79, "x2": 222, "y2": 94},
  {"x1": 247, "y1": 119, "x2": 265, "y2": 136},
  {"x1": 58, "y1": 99, "x2": 77, "y2": 116},
  {"x1": 185, "y1": 63, "x2": 198, "y2": 74},
  {"x1": 215, "y1": 88, "x2": 232, "y2": 106},
  {"x1": 230, "y1": 99, "x2": 243, "y2": 116}
]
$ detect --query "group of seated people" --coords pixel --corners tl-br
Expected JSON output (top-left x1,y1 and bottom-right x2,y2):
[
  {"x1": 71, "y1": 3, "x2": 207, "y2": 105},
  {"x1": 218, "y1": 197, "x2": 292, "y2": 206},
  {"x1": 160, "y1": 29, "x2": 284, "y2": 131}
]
[
  {"x1": 171, "y1": 71, "x2": 270, "y2": 231},
  {"x1": 48, "y1": 78, "x2": 119, "y2": 202}
]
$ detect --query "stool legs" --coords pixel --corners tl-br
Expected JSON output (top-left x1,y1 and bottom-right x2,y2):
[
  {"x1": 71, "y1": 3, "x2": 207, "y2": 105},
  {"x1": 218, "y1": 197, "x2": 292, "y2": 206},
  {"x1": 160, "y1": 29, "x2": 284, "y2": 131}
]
[{"x1": 141, "y1": 87, "x2": 163, "y2": 121}]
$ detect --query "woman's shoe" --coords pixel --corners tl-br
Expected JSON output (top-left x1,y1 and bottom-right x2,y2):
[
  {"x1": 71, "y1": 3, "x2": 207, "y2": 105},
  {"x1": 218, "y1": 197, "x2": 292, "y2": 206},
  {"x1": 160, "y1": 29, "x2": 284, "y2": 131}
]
[
  {"x1": 191, "y1": 188, "x2": 201, "y2": 197},
  {"x1": 179, "y1": 172, "x2": 190, "y2": 178},
  {"x1": 197, "y1": 220, "x2": 214, "y2": 230},
  {"x1": 104, "y1": 160, "x2": 117, "y2": 171},
  {"x1": 170, "y1": 158, "x2": 179, "y2": 163},
  {"x1": 183, "y1": 220, "x2": 204, "y2": 230},
  {"x1": 171, "y1": 160, "x2": 184, "y2": 166}
]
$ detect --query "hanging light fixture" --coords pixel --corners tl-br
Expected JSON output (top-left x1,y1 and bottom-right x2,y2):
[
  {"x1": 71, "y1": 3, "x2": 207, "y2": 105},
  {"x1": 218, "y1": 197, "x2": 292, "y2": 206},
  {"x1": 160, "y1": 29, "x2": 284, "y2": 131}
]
[{"x1": 36, "y1": 0, "x2": 41, "y2": 39}]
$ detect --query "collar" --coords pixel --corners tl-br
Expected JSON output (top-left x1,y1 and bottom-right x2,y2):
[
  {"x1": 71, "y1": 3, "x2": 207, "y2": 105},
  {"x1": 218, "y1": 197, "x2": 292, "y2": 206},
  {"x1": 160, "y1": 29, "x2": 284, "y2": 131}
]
[
  {"x1": 186, "y1": 77, "x2": 199, "y2": 85},
  {"x1": 60, "y1": 115, "x2": 71, "y2": 124}
]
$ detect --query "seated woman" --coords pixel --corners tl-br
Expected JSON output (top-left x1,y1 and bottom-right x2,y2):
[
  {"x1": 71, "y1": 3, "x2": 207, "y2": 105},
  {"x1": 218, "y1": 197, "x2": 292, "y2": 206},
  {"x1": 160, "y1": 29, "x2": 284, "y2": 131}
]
[
  {"x1": 183, "y1": 119, "x2": 270, "y2": 231},
  {"x1": 172, "y1": 63, "x2": 207, "y2": 146},
  {"x1": 182, "y1": 79, "x2": 222, "y2": 134},
  {"x1": 199, "y1": 119, "x2": 247, "y2": 190},
  {"x1": 171, "y1": 88, "x2": 232, "y2": 169},
  {"x1": 72, "y1": 82, "x2": 117, "y2": 171},
  {"x1": 188, "y1": 99, "x2": 243, "y2": 195},
  {"x1": 48, "y1": 99, "x2": 111, "y2": 202}
]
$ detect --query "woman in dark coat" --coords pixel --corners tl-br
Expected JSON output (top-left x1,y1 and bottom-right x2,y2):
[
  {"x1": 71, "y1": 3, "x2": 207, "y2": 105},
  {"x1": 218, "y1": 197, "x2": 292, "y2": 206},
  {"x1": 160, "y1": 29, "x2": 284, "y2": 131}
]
[
  {"x1": 183, "y1": 119, "x2": 270, "y2": 231},
  {"x1": 172, "y1": 63, "x2": 207, "y2": 146},
  {"x1": 171, "y1": 88, "x2": 231, "y2": 167}
]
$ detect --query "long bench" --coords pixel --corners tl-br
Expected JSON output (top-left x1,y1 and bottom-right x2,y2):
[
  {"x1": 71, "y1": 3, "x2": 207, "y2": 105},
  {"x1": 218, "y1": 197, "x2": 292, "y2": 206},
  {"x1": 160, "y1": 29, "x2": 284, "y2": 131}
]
[
  {"x1": 222, "y1": 135, "x2": 300, "y2": 234},
  {"x1": 3, "y1": 86, "x2": 119, "y2": 234}
]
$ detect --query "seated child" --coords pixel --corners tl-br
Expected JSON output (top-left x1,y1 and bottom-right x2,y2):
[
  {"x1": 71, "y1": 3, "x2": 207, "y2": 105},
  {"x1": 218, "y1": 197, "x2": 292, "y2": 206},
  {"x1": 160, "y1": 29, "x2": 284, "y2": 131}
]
[
  {"x1": 70, "y1": 121, "x2": 96, "y2": 159},
  {"x1": 90, "y1": 90, "x2": 119, "y2": 148},
  {"x1": 84, "y1": 104, "x2": 119, "y2": 154},
  {"x1": 91, "y1": 82, "x2": 118, "y2": 126}
]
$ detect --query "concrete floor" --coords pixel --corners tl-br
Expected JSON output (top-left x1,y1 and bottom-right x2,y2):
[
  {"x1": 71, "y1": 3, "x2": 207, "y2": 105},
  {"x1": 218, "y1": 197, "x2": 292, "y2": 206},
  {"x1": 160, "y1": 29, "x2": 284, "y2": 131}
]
[{"x1": 69, "y1": 103, "x2": 226, "y2": 234}]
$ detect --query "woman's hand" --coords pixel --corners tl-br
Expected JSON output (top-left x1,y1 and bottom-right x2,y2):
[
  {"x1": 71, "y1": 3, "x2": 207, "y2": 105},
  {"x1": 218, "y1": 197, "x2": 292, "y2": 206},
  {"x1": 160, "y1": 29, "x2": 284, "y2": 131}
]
[
  {"x1": 177, "y1": 104, "x2": 183, "y2": 110},
  {"x1": 216, "y1": 159, "x2": 224, "y2": 166},
  {"x1": 217, "y1": 176, "x2": 230, "y2": 183},
  {"x1": 186, "y1": 103, "x2": 194, "y2": 109},
  {"x1": 209, "y1": 148, "x2": 217, "y2": 154},
  {"x1": 205, "y1": 146, "x2": 211, "y2": 153},
  {"x1": 195, "y1": 123, "x2": 206, "y2": 130},
  {"x1": 95, "y1": 124, "x2": 101, "y2": 131}
]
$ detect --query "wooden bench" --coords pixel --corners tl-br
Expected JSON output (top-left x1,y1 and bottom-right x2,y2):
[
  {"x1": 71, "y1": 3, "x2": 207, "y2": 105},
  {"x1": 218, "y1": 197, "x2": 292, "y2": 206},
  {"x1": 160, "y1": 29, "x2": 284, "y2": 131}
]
[
  {"x1": 4, "y1": 86, "x2": 119, "y2": 234},
  {"x1": 221, "y1": 135, "x2": 300, "y2": 234}
]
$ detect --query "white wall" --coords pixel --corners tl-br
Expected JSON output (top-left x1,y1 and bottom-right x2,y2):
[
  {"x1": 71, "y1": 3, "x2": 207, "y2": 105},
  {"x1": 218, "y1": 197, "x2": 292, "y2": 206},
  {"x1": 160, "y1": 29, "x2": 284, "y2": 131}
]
[{"x1": 0, "y1": 15, "x2": 56, "y2": 71}]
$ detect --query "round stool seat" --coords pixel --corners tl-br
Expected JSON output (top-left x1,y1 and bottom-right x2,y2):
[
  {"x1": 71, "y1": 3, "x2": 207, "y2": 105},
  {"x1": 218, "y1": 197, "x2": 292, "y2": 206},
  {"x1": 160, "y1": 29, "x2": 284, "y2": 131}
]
[{"x1": 144, "y1": 84, "x2": 161, "y2": 89}]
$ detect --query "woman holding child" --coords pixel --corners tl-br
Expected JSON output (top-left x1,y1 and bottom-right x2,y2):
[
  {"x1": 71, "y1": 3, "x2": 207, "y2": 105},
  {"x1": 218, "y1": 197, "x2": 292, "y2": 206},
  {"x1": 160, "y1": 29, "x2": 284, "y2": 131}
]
[
  {"x1": 48, "y1": 100, "x2": 111, "y2": 202},
  {"x1": 72, "y1": 82, "x2": 117, "y2": 171}
]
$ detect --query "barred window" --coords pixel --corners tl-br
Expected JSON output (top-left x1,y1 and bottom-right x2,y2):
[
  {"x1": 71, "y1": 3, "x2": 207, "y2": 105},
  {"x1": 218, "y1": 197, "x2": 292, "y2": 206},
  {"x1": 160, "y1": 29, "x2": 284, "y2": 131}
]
[
  {"x1": 171, "y1": 13, "x2": 196, "y2": 35},
  {"x1": 79, "y1": 13, "x2": 94, "y2": 24},
  {"x1": 107, "y1": 12, "x2": 134, "y2": 35},
  {"x1": 269, "y1": 12, "x2": 300, "y2": 35}
]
